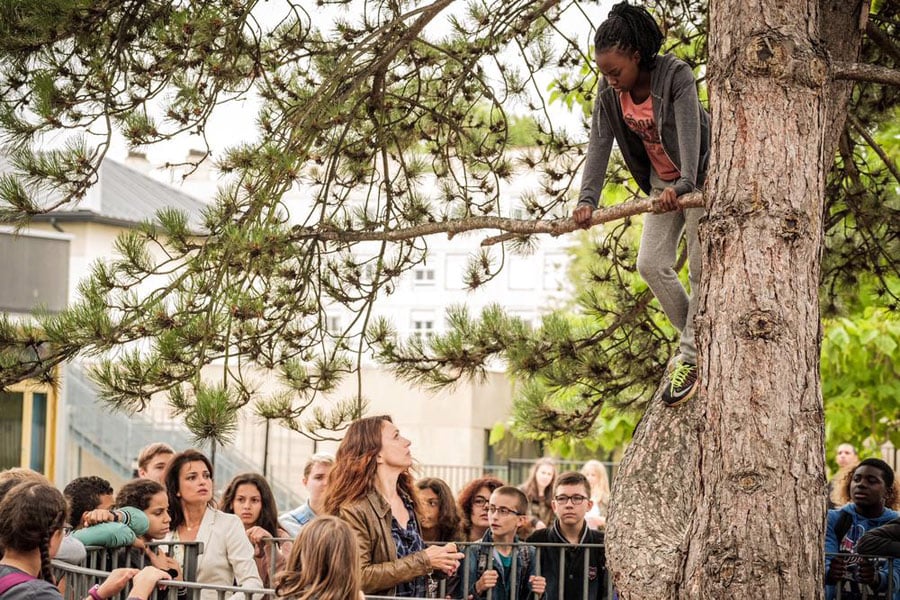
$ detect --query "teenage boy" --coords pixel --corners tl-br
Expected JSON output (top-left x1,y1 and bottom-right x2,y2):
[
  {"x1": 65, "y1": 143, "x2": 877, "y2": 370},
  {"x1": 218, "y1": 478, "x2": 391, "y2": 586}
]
[
  {"x1": 527, "y1": 471, "x2": 607, "y2": 599},
  {"x1": 460, "y1": 486, "x2": 546, "y2": 599},
  {"x1": 278, "y1": 452, "x2": 334, "y2": 537},
  {"x1": 64, "y1": 475, "x2": 149, "y2": 547},
  {"x1": 136, "y1": 442, "x2": 175, "y2": 484}
]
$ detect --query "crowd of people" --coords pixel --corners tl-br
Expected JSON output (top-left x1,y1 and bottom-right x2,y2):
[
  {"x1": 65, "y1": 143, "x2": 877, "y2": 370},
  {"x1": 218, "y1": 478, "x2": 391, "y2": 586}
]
[
  {"x1": 3, "y1": 417, "x2": 900, "y2": 600},
  {"x1": 0, "y1": 415, "x2": 613, "y2": 599}
]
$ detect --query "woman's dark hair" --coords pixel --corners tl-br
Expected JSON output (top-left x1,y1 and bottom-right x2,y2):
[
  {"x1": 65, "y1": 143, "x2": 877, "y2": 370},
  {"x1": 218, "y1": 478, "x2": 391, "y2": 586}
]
[
  {"x1": 221, "y1": 473, "x2": 281, "y2": 537},
  {"x1": 593, "y1": 2, "x2": 664, "y2": 70},
  {"x1": 164, "y1": 449, "x2": 216, "y2": 530},
  {"x1": 457, "y1": 476, "x2": 505, "y2": 539},
  {"x1": 116, "y1": 479, "x2": 165, "y2": 511},
  {"x1": 415, "y1": 477, "x2": 462, "y2": 542},
  {"x1": 835, "y1": 457, "x2": 899, "y2": 509},
  {"x1": 0, "y1": 481, "x2": 67, "y2": 582}
]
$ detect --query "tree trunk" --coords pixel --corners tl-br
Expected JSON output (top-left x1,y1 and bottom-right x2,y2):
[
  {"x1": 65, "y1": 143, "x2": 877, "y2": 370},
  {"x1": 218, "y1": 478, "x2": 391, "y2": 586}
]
[{"x1": 606, "y1": 1, "x2": 865, "y2": 598}]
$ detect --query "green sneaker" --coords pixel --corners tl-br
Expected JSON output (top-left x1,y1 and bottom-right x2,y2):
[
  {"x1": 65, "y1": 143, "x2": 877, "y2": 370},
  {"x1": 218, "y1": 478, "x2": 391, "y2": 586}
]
[{"x1": 662, "y1": 361, "x2": 698, "y2": 407}]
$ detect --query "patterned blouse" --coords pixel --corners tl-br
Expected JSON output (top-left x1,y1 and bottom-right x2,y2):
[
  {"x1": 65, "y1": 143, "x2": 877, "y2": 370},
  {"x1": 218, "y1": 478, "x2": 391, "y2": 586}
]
[{"x1": 390, "y1": 494, "x2": 428, "y2": 597}]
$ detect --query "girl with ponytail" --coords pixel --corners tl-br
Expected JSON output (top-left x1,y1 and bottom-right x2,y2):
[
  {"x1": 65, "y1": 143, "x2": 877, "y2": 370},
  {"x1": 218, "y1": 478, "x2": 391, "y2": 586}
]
[
  {"x1": 0, "y1": 481, "x2": 170, "y2": 600},
  {"x1": 573, "y1": 2, "x2": 710, "y2": 408}
]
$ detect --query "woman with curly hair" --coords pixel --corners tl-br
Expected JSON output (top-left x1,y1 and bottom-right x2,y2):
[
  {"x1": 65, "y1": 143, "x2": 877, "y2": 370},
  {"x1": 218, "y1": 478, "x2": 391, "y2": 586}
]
[
  {"x1": 221, "y1": 473, "x2": 292, "y2": 587},
  {"x1": 825, "y1": 458, "x2": 900, "y2": 600},
  {"x1": 275, "y1": 515, "x2": 363, "y2": 600},
  {"x1": 324, "y1": 415, "x2": 463, "y2": 597},
  {"x1": 456, "y1": 476, "x2": 504, "y2": 542}
]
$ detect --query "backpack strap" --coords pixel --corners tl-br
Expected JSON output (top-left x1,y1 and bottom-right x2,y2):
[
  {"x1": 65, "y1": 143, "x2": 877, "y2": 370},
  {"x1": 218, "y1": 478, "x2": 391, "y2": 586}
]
[
  {"x1": 833, "y1": 510, "x2": 854, "y2": 543},
  {"x1": 0, "y1": 572, "x2": 37, "y2": 596}
]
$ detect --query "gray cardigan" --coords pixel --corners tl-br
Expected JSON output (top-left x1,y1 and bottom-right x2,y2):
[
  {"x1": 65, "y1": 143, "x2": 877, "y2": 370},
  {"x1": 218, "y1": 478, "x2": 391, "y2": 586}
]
[{"x1": 578, "y1": 53, "x2": 710, "y2": 206}]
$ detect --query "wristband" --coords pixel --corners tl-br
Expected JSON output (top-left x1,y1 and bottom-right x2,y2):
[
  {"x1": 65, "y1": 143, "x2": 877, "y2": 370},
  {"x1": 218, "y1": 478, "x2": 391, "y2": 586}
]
[{"x1": 88, "y1": 584, "x2": 104, "y2": 600}]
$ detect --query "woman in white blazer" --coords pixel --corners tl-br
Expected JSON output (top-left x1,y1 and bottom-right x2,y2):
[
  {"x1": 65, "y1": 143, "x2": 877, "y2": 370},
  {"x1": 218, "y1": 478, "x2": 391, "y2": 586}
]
[{"x1": 164, "y1": 450, "x2": 264, "y2": 600}]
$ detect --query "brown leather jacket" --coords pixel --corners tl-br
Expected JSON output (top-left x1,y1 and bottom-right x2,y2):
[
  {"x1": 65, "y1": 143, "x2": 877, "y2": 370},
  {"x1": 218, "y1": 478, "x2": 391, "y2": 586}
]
[{"x1": 338, "y1": 490, "x2": 431, "y2": 596}]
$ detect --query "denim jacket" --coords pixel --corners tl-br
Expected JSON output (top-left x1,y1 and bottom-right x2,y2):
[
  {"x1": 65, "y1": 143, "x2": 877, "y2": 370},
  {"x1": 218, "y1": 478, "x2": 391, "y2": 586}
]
[{"x1": 459, "y1": 529, "x2": 537, "y2": 599}]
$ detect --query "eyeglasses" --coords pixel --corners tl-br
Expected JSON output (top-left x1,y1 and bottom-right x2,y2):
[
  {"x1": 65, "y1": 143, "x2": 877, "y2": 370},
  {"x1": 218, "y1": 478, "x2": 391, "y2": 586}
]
[
  {"x1": 487, "y1": 505, "x2": 522, "y2": 517},
  {"x1": 554, "y1": 494, "x2": 589, "y2": 506},
  {"x1": 471, "y1": 496, "x2": 490, "y2": 507}
]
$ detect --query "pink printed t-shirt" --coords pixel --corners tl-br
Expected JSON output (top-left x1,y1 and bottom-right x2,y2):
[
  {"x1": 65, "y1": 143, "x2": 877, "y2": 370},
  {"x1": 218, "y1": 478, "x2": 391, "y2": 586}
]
[{"x1": 619, "y1": 91, "x2": 680, "y2": 181}]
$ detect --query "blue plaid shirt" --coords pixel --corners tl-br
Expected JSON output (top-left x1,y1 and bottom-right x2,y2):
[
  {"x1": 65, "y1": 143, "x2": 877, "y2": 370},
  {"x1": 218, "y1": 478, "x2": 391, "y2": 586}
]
[{"x1": 391, "y1": 494, "x2": 428, "y2": 597}]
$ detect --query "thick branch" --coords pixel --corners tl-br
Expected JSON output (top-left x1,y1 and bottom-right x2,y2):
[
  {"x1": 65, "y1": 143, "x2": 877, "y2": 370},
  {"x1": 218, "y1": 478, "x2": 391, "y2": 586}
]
[
  {"x1": 291, "y1": 192, "x2": 705, "y2": 246},
  {"x1": 847, "y1": 114, "x2": 900, "y2": 185},
  {"x1": 866, "y1": 21, "x2": 900, "y2": 64},
  {"x1": 832, "y1": 61, "x2": 900, "y2": 86}
]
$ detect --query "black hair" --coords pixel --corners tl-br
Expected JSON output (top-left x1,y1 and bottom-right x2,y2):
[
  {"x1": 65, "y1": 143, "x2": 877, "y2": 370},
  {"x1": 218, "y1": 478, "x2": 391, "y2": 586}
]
[
  {"x1": 415, "y1": 477, "x2": 462, "y2": 542},
  {"x1": 836, "y1": 457, "x2": 899, "y2": 510},
  {"x1": 63, "y1": 475, "x2": 113, "y2": 529},
  {"x1": 165, "y1": 449, "x2": 216, "y2": 530},
  {"x1": 0, "y1": 481, "x2": 67, "y2": 582},
  {"x1": 221, "y1": 472, "x2": 281, "y2": 539},
  {"x1": 593, "y1": 2, "x2": 664, "y2": 70},
  {"x1": 116, "y1": 478, "x2": 166, "y2": 511},
  {"x1": 857, "y1": 458, "x2": 895, "y2": 489}
]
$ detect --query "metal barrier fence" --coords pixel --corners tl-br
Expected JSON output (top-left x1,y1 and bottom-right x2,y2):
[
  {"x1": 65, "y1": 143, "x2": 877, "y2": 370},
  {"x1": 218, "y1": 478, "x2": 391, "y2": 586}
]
[
  {"x1": 78, "y1": 542, "x2": 202, "y2": 581},
  {"x1": 55, "y1": 539, "x2": 610, "y2": 600},
  {"x1": 824, "y1": 552, "x2": 898, "y2": 600},
  {"x1": 260, "y1": 538, "x2": 611, "y2": 600},
  {"x1": 58, "y1": 543, "x2": 203, "y2": 600},
  {"x1": 53, "y1": 544, "x2": 898, "y2": 600}
]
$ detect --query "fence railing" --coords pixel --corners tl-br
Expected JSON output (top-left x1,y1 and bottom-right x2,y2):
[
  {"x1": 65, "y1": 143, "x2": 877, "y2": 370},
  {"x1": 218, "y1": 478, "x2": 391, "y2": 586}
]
[
  {"x1": 56, "y1": 542, "x2": 898, "y2": 600},
  {"x1": 57, "y1": 539, "x2": 611, "y2": 600},
  {"x1": 824, "y1": 551, "x2": 898, "y2": 600}
]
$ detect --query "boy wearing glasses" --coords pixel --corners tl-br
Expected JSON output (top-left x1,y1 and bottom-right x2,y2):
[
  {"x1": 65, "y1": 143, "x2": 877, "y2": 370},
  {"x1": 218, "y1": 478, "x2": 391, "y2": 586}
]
[
  {"x1": 459, "y1": 486, "x2": 546, "y2": 599},
  {"x1": 527, "y1": 472, "x2": 607, "y2": 599}
]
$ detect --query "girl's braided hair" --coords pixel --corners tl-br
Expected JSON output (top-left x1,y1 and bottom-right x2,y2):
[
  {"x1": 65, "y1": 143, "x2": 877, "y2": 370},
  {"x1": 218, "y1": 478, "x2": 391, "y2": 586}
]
[
  {"x1": 593, "y1": 2, "x2": 664, "y2": 70},
  {"x1": 0, "y1": 481, "x2": 67, "y2": 583}
]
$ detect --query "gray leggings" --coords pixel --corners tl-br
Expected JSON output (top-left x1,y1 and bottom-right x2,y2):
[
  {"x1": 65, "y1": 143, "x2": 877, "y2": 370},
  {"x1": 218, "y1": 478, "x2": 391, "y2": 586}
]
[{"x1": 636, "y1": 172, "x2": 702, "y2": 364}]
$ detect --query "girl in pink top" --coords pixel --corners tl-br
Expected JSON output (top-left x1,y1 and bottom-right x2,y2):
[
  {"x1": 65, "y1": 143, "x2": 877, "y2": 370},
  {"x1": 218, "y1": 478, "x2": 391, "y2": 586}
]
[{"x1": 573, "y1": 2, "x2": 710, "y2": 407}]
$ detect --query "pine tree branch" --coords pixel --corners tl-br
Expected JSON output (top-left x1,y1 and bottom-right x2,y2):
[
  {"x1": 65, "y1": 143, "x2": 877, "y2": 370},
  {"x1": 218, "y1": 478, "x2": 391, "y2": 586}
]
[
  {"x1": 847, "y1": 114, "x2": 900, "y2": 185},
  {"x1": 290, "y1": 192, "x2": 705, "y2": 246},
  {"x1": 866, "y1": 21, "x2": 900, "y2": 64},
  {"x1": 832, "y1": 61, "x2": 900, "y2": 86}
]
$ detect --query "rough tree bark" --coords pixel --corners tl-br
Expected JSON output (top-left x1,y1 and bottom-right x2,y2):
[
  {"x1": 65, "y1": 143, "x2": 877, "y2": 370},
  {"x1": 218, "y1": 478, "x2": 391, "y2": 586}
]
[{"x1": 606, "y1": 1, "x2": 867, "y2": 598}]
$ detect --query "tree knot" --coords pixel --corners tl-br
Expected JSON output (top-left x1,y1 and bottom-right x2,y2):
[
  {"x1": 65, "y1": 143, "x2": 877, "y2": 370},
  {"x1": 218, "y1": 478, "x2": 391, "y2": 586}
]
[
  {"x1": 732, "y1": 470, "x2": 764, "y2": 493},
  {"x1": 779, "y1": 209, "x2": 809, "y2": 241},
  {"x1": 738, "y1": 309, "x2": 785, "y2": 341},
  {"x1": 742, "y1": 33, "x2": 789, "y2": 78}
]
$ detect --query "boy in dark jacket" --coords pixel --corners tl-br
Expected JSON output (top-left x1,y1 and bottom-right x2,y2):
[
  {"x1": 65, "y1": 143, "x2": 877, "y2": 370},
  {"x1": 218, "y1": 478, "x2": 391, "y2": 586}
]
[{"x1": 527, "y1": 472, "x2": 607, "y2": 599}]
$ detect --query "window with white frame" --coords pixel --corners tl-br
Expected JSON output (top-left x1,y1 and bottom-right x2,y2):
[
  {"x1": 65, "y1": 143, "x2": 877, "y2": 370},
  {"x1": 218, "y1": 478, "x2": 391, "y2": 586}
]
[
  {"x1": 410, "y1": 311, "x2": 436, "y2": 341},
  {"x1": 413, "y1": 267, "x2": 436, "y2": 286},
  {"x1": 326, "y1": 315, "x2": 342, "y2": 333}
]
